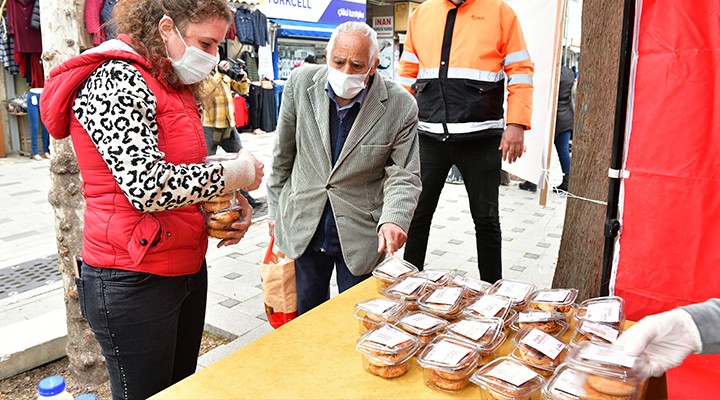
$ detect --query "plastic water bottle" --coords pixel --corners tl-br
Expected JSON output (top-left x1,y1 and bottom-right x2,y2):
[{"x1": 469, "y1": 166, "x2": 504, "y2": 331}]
[
  {"x1": 74, "y1": 395, "x2": 98, "y2": 400},
  {"x1": 37, "y1": 376, "x2": 74, "y2": 400}
]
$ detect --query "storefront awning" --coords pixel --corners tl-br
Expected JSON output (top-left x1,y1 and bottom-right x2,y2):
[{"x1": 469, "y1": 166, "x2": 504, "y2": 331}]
[{"x1": 271, "y1": 19, "x2": 336, "y2": 39}]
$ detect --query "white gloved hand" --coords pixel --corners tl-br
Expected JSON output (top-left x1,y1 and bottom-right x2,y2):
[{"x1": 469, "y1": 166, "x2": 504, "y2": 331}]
[{"x1": 615, "y1": 309, "x2": 702, "y2": 378}]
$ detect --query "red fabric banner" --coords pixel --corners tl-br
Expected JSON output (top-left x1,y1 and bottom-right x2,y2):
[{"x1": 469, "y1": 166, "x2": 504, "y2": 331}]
[{"x1": 614, "y1": 1, "x2": 720, "y2": 398}]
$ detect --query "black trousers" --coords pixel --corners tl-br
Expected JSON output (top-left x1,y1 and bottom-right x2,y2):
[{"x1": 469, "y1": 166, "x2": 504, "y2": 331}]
[
  {"x1": 76, "y1": 261, "x2": 207, "y2": 400},
  {"x1": 404, "y1": 135, "x2": 503, "y2": 283}
]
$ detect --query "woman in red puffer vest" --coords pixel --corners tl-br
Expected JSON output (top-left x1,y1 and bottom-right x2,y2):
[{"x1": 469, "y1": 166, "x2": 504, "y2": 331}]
[{"x1": 40, "y1": 0, "x2": 263, "y2": 398}]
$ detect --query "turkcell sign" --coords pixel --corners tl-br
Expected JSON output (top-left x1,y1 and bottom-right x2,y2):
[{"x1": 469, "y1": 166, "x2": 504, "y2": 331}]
[{"x1": 260, "y1": 0, "x2": 366, "y2": 25}]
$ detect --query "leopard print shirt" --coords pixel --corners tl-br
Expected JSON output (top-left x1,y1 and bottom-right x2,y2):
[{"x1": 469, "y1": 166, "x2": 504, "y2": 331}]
[{"x1": 73, "y1": 60, "x2": 225, "y2": 212}]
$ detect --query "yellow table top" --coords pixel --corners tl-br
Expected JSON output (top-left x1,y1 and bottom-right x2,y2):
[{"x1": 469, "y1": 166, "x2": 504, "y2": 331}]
[{"x1": 151, "y1": 279, "x2": 612, "y2": 399}]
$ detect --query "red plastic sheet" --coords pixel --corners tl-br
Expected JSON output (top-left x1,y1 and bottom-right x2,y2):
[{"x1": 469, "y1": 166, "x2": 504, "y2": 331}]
[{"x1": 613, "y1": 1, "x2": 720, "y2": 398}]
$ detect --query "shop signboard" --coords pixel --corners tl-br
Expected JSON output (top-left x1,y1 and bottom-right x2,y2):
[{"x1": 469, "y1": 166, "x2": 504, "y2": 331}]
[
  {"x1": 394, "y1": 2, "x2": 420, "y2": 32},
  {"x1": 372, "y1": 16, "x2": 393, "y2": 38},
  {"x1": 259, "y1": 0, "x2": 366, "y2": 25}
]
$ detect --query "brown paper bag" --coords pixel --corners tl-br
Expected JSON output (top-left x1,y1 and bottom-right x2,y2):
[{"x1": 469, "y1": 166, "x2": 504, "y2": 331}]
[{"x1": 260, "y1": 238, "x2": 297, "y2": 328}]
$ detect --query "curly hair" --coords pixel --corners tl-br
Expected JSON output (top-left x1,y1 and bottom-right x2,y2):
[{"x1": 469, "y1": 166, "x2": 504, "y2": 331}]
[{"x1": 112, "y1": 0, "x2": 232, "y2": 93}]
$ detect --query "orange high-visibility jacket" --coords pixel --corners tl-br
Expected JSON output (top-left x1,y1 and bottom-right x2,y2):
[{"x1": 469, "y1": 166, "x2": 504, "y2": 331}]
[{"x1": 397, "y1": 0, "x2": 533, "y2": 141}]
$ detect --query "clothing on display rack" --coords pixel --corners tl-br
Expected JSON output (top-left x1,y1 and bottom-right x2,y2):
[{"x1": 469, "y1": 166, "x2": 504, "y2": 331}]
[
  {"x1": 248, "y1": 82, "x2": 276, "y2": 133},
  {"x1": 233, "y1": 6, "x2": 268, "y2": 47}
]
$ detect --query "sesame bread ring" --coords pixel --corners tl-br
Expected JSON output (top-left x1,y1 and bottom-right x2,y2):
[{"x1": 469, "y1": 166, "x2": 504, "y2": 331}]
[
  {"x1": 206, "y1": 219, "x2": 235, "y2": 230},
  {"x1": 211, "y1": 210, "x2": 240, "y2": 223},
  {"x1": 206, "y1": 228, "x2": 232, "y2": 239},
  {"x1": 367, "y1": 362, "x2": 409, "y2": 379},
  {"x1": 429, "y1": 370, "x2": 470, "y2": 391},
  {"x1": 202, "y1": 201, "x2": 232, "y2": 212},
  {"x1": 586, "y1": 374, "x2": 636, "y2": 397}
]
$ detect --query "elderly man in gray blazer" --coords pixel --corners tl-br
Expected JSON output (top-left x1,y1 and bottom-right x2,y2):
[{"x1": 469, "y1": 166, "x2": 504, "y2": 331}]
[{"x1": 267, "y1": 21, "x2": 421, "y2": 315}]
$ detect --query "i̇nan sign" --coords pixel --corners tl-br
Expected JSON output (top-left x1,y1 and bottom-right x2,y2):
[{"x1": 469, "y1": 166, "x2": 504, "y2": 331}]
[{"x1": 373, "y1": 16, "x2": 393, "y2": 37}]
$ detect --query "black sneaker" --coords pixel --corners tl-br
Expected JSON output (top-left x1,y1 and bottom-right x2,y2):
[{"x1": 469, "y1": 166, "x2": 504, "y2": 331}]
[{"x1": 519, "y1": 181, "x2": 537, "y2": 192}]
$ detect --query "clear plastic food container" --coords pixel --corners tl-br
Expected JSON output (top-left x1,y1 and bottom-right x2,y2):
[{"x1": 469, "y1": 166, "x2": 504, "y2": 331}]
[
  {"x1": 445, "y1": 316, "x2": 503, "y2": 347},
  {"x1": 416, "y1": 335, "x2": 480, "y2": 392},
  {"x1": 204, "y1": 205, "x2": 243, "y2": 239},
  {"x1": 510, "y1": 328, "x2": 569, "y2": 376},
  {"x1": 527, "y1": 288, "x2": 578, "y2": 314},
  {"x1": 445, "y1": 317, "x2": 506, "y2": 366},
  {"x1": 450, "y1": 273, "x2": 493, "y2": 298},
  {"x1": 487, "y1": 279, "x2": 536, "y2": 311},
  {"x1": 416, "y1": 269, "x2": 454, "y2": 287},
  {"x1": 570, "y1": 318, "x2": 624, "y2": 346},
  {"x1": 354, "y1": 298, "x2": 406, "y2": 334},
  {"x1": 564, "y1": 341, "x2": 646, "y2": 400},
  {"x1": 471, "y1": 357, "x2": 546, "y2": 400},
  {"x1": 511, "y1": 310, "x2": 569, "y2": 336},
  {"x1": 383, "y1": 276, "x2": 428, "y2": 311},
  {"x1": 541, "y1": 364, "x2": 588, "y2": 400},
  {"x1": 417, "y1": 286, "x2": 466, "y2": 319},
  {"x1": 573, "y1": 296, "x2": 626, "y2": 330},
  {"x1": 372, "y1": 257, "x2": 419, "y2": 294},
  {"x1": 463, "y1": 294, "x2": 512, "y2": 320},
  {"x1": 395, "y1": 311, "x2": 449, "y2": 347},
  {"x1": 356, "y1": 323, "x2": 421, "y2": 379}
]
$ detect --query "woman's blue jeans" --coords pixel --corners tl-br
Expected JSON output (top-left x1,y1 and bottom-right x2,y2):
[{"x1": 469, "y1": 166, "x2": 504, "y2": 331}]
[
  {"x1": 554, "y1": 130, "x2": 572, "y2": 175},
  {"x1": 27, "y1": 91, "x2": 50, "y2": 155}
]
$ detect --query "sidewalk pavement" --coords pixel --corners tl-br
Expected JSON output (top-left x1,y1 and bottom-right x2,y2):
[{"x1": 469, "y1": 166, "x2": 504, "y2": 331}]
[{"x1": 0, "y1": 132, "x2": 567, "y2": 376}]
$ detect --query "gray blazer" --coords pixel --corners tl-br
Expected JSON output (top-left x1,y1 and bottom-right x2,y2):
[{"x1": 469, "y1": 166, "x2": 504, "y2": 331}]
[{"x1": 267, "y1": 65, "x2": 421, "y2": 275}]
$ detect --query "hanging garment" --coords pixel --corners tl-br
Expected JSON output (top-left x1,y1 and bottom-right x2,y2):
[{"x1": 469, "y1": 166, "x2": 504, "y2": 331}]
[{"x1": 233, "y1": 96, "x2": 249, "y2": 128}]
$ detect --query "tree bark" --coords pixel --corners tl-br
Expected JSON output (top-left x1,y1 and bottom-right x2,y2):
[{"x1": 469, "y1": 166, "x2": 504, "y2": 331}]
[
  {"x1": 552, "y1": 0, "x2": 624, "y2": 300},
  {"x1": 40, "y1": 1, "x2": 107, "y2": 385}
]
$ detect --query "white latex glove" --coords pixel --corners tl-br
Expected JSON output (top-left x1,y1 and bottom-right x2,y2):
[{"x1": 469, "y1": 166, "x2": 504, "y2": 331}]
[{"x1": 615, "y1": 309, "x2": 702, "y2": 378}]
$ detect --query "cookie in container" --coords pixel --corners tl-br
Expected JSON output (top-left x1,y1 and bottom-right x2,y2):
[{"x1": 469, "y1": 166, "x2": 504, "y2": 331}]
[
  {"x1": 470, "y1": 356, "x2": 546, "y2": 400},
  {"x1": 395, "y1": 311, "x2": 449, "y2": 347},
  {"x1": 355, "y1": 323, "x2": 421, "y2": 379},
  {"x1": 371, "y1": 257, "x2": 419, "y2": 294},
  {"x1": 354, "y1": 297, "x2": 406, "y2": 334},
  {"x1": 416, "y1": 334, "x2": 480, "y2": 392},
  {"x1": 527, "y1": 288, "x2": 578, "y2": 314}
]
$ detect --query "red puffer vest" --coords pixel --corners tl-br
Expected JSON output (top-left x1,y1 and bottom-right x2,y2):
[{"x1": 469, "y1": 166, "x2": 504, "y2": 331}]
[{"x1": 41, "y1": 36, "x2": 208, "y2": 276}]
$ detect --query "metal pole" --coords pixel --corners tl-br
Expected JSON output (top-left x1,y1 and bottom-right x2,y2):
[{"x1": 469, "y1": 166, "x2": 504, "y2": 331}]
[{"x1": 601, "y1": 0, "x2": 636, "y2": 296}]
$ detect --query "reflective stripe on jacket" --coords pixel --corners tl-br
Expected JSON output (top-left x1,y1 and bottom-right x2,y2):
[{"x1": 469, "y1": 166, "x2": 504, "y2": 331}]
[{"x1": 397, "y1": 0, "x2": 533, "y2": 140}]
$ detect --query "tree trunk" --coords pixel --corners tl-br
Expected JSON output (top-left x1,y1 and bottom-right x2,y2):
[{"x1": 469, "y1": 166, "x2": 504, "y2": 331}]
[
  {"x1": 40, "y1": 1, "x2": 107, "y2": 385},
  {"x1": 552, "y1": 0, "x2": 624, "y2": 300}
]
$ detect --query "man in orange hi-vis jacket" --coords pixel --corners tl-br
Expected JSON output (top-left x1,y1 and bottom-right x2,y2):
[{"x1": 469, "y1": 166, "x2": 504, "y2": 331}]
[{"x1": 397, "y1": 0, "x2": 533, "y2": 283}]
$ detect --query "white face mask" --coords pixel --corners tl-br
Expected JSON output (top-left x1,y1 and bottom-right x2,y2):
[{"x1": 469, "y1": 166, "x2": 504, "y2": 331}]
[
  {"x1": 327, "y1": 65, "x2": 368, "y2": 99},
  {"x1": 168, "y1": 25, "x2": 218, "y2": 85}
]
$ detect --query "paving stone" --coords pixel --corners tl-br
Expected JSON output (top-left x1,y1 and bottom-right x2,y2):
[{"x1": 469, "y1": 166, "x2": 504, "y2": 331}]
[
  {"x1": 224, "y1": 272, "x2": 242, "y2": 280},
  {"x1": 220, "y1": 298, "x2": 240, "y2": 308}
]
